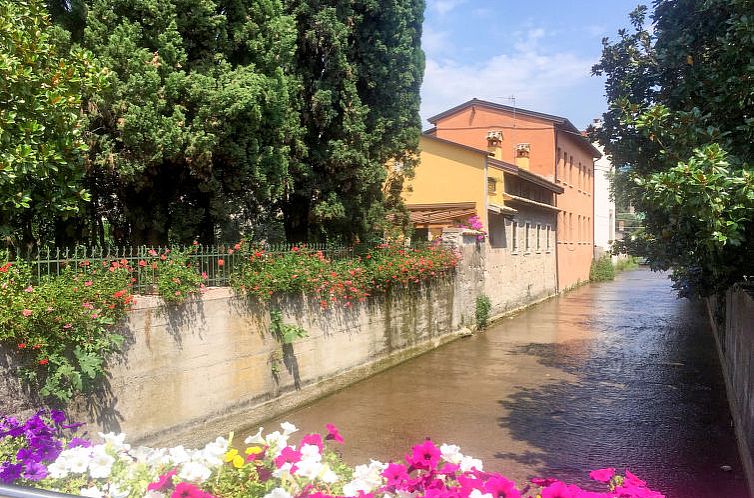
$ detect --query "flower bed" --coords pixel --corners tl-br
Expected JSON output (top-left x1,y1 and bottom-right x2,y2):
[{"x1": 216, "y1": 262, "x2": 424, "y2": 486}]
[{"x1": 0, "y1": 411, "x2": 664, "y2": 498}]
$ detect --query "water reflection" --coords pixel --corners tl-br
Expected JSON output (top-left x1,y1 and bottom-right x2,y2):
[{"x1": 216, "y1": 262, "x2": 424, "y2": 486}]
[{"x1": 244, "y1": 269, "x2": 748, "y2": 498}]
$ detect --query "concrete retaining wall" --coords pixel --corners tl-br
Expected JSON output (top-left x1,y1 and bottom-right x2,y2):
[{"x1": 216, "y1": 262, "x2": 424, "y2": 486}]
[
  {"x1": 707, "y1": 286, "x2": 754, "y2": 496},
  {"x1": 0, "y1": 237, "x2": 484, "y2": 447}
]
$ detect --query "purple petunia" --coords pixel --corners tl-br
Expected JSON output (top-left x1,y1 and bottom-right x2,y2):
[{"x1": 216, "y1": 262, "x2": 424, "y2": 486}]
[
  {"x1": 22, "y1": 461, "x2": 47, "y2": 481},
  {"x1": 0, "y1": 462, "x2": 23, "y2": 484}
]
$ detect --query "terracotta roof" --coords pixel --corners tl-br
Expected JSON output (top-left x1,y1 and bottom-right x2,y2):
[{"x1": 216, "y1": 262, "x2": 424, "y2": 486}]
[
  {"x1": 427, "y1": 98, "x2": 602, "y2": 158},
  {"x1": 420, "y1": 134, "x2": 490, "y2": 157}
]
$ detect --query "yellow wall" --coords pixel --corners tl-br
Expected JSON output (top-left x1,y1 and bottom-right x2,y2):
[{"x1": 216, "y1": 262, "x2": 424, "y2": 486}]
[
  {"x1": 403, "y1": 136, "x2": 487, "y2": 229},
  {"x1": 487, "y1": 166, "x2": 505, "y2": 207}
]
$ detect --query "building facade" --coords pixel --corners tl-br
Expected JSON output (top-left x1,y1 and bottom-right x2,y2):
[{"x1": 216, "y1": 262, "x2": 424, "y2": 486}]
[
  {"x1": 425, "y1": 99, "x2": 601, "y2": 290},
  {"x1": 403, "y1": 134, "x2": 563, "y2": 313},
  {"x1": 592, "y1": 141, "x2": 616, "y2": 258}
]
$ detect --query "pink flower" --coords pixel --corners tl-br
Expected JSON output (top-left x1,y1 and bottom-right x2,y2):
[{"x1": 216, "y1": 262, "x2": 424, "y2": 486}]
[
  {"x1": 24, "y1": 286, "x2": 33, "y2": 293},
  {"x1": 91, "y1": 313, "x2": 99, "y2": 319},
  {"x1": 171, "y1": 482, "x2": 209, "y2": 498},
  {"x1": 84, "y1": 280, "x2": 93, "y2": 287},
  {"x1": 147, "y1": 468, "x2": 177, "y2": 491},
  {"x1": 624, "y1": 469, "x2": 647, "y2": 487},
  {"x1": 325, "y1": 423, "x2": 344, "y2": 444},
  {"x1": 82, "y1": 302, "x2": 94, "y2": 310},
  {"x1": 63, "y1": 323, "x2": 72, "y2": 329},
  {"x1": 300, "y1": 433, "x2": 323, "y2": 451},
  {"x1": 540, "y1": 481, "x2": 576, "y2": 498},
  {"x1": 588, "y1": 468, "x2": 615, "y2": 483},
  {"x1": 407, "y1": 439, "x2": 441, "y2": 470},
  {"x1": 201, "y1": 272, "x2": 208, "y2": 280},
  {"x1": 484, "y1": 475, "x2": 521, "y2": 498},
  {"x1": 21, "y1": 309, "x2": 32, "y2": 317},
  {"x1": 273, "y1": 446, "x2": 301, "y2": 469},
  {"x1": 382, "y1": 463, "x2": 409, "y2": 487}
]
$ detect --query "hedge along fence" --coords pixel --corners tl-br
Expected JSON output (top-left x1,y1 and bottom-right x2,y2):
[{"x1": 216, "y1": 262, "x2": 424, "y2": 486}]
[
  {"x1": 11, "y1": 243, "x2": 353, "y2": 294},
  {"x1": 0, "y1": 242, "x2": 460, "y2": 403}
]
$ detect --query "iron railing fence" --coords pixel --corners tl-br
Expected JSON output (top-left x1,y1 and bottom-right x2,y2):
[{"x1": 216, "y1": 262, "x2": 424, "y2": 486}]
[{"x1": 4, "y1": 243, "x2": 353, "y2": 294}]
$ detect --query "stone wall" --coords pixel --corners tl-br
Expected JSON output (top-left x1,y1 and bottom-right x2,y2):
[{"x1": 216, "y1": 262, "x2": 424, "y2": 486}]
[
  {"x1": 708, "y1": 286, "x2": 754, "y2": 496},
  {"x1": 0, "y1": 238, "x2": 484, "y2": 448}
]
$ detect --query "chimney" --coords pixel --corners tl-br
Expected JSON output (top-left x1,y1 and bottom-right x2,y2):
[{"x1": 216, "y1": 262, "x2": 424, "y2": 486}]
[
  {"x1": 515, "y1": 143, "x2": 530, "y2": 170},
  {"x1": 486, "y1": 130, "x2": 503, "y2": 160}
]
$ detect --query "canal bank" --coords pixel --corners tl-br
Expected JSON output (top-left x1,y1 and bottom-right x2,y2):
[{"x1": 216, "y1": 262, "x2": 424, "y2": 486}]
[{"x1": 251, "y1": 269, "x2": 749, "y2": 498}]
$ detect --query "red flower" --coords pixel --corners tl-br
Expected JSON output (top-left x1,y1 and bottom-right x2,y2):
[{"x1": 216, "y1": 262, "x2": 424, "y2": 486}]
[
  {"x1": 38, "y1": 359, "x2": 49, "y2": 365},
  {"x1": 217, "y1": 259, "x2": 225, "y2": 267},
  {"x1": 138, "y1": 260, "x2": 147, "y2": 267},
  {"x1": 32, "y1": 344, "x2": 41, "y2": 350},
  {"x1": 17, "y1": 343, "x2": 26, "y2": 349},
  {"x1": 0, "y1": 262, "x2": 11, "y2": 272}
]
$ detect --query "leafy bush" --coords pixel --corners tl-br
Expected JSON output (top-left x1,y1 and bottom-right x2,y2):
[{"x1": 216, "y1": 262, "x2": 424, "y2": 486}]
[
  {"x1": 615, "y1": 256, "x2": 639, "y2": 272},
  {"x1": 590, "y1": 256, "x2": 615, "y2": 282},
  {"x1": 475, "y1": 294, "x2": 492, "y2": 329},
  {"x1": 0, "y1": 412, "x2": 666, "y2": 497},
  {"x1": 231, "y1": 244, "x2": 460, "y2": 309},
  {"x1": 0, "y1": 258, "x2": 132, "y2": 402}
]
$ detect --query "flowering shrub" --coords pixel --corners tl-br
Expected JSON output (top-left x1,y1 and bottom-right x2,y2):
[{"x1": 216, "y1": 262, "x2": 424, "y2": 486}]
[
  {"x1": 0, "y1": 259, "x2": 133, "y2": 402},
  {"x1": 0, "y1": 412, "x2": 665, "y2": 498},
  {"x1": 148, "y1": 248, "x2": 205, "y2": 304},
  {"x1": 231, "y1": 244, "x2": 460, "y2": 309},
  {"x1": 457, "y1": 215, "x2": 487, "y2": 241}
]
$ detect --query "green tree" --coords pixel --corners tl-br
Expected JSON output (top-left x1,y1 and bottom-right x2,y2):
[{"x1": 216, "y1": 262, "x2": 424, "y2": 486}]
[
  {"x1": 282, "y1": 0, "x2": 424, "y2": 242},
  {"x1": 592, "y1": 0, "x2": 754, "y2": 296},
  {"x1": 0, "y1": 0, "x2": 106, "y2": 248},
  {"x1": 53, "y1": 0, "x2": 299, "y2": 245}
]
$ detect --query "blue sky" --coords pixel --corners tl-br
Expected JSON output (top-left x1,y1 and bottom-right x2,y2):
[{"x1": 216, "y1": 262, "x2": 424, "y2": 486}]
[{"x1": 420, "y1": 0, "x2": 646, "y2": 130}]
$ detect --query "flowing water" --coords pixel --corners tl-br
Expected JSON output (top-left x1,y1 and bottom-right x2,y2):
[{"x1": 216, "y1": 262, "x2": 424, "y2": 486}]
[{"x1": 244, "y1": 269, "x2": 749, "y2": 497}]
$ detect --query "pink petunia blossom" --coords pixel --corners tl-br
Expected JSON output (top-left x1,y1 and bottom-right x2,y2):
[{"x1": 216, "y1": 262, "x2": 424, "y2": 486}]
[
  {"x1": 325, "y1": 423, "x2": 344, "y2": 444},
  {"x1": 21, "y1": 309, "x2": 32, "y2": 317},
  {"x1": 588, "y1": 468, "x2": 615, "y2": 483},
  {"x1": 407, "y1": 439, "x2": 441, "y2": 470}
]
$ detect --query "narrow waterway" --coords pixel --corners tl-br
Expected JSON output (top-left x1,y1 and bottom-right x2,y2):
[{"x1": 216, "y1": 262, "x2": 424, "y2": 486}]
[{"x1": 248, "y1": 269, "x2": 749, "y2": 497}]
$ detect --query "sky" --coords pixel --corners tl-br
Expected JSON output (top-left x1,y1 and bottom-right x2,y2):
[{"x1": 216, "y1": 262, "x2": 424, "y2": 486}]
[{"x1": 420, "y1": 0, "x2": 647, "y2": 131}]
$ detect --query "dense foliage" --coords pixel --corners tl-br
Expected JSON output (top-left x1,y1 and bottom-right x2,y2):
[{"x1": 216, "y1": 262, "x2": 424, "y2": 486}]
[
  {"x1": 231, "y1": 243, "x2": 459, "y2": 308},
  {"x1": 6, "y1": 0, "x2": 425, "y2": 247},
  {"x1": 0, "y1": 258, "x2": 132, "y2": 402},
  {"x1": 590, "y1": 256, "x2": 615, "y2": 282},
  {"x1": 0, "y1": 0, "x2": 107, "y2": 247},
  {"x1": 592, "y1": 0, "x2": 754, "y2": 296},
  {"x1": 0, "y1": 413, "x2": 665, "y2": 497}
]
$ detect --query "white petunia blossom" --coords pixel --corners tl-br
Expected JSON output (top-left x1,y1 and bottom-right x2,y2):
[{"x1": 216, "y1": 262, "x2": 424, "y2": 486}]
[
  {"x1": 143, "y1": 491, "x2": 166, "y2": 498},
  {"x1": 320, "y1": 467, "x2": 339, "y2": 484},
  {"x1": 468, "y1": 490, "x2": 493, "y2": 498},
  {"x1": 65, "y1": 447, "x2": 92, "y2": 474},
  {"x1": 343, "y1": 460, "x2": 387, "y2": 496},
  {"x1": 280, "y1": 422, "x2": 298, "y2": 435},
  {"x1": 98, "y1": 432, "x2": 130, "y2": 452},
  {"x1": 79, "y1": 486, "x2": 103, "y2": 498},
  {"x1": 440, "y1": 443, "x2": 463, "y2": 465},
  {"x1": 88, "y1": 446, "x2": 116, "y2": 479},
  {"x1": 264, "y1": 488, "x2": 292, "y2": 498},
  {"x1": 178, "y1": 461, "x2": 212, "y2": 483},
  {"x1": 299, "y1": 444, "x2": 322, "y2": 462},
  {"x1": 168, "y1": 445, "x2": 191, "y2": 465},
  {"x1": 295, "y1": 459, "x2": 324, "y2": 480},
  {"x1": 245, "y1": 427, "x2": 265, "y2": 445},
  {"x1": 108, "y1": 483, "x2": 130, "y2": 498},
  {"x1": 459, "y1": 455, "x2": 483, "y2": 472}
]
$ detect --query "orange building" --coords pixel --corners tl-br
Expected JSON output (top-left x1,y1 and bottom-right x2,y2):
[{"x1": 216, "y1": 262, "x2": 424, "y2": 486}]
[{"x1": 426, "y1": 98, "x2": 601, "y2": 290}]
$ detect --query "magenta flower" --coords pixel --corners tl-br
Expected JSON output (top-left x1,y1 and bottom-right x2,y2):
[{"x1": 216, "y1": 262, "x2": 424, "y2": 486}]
[
  {"x1": 171, "y1": 482, "x2": 208, "y2": 498},
  {"x1": 382, "y1": 462, "x2": 409, "y2": 487},
  {"x1": 624, "y1": 469, "x2": 647, "y2": 487},
  {"x1": 407, "y1": 439, "x2": 441, "y2": 470},
  {"x1": 301, "y1": 433, "x2": 323, "y2": 451},
  {"x1": 325, "y1": 423, "x2": 344, "y2": 444},
  {"x1": 147, "y1": 468, "x2": 177, "y2": 491},
  {"x1": 540, "y1": 481, "x2": 577, "y2": 498},
  {"x1": 273, "y1": 446, "x2": 302, "y2": 469},
  {"x1": 484, "y1": 475, "x2": 521, "y2": 498},
  {"x1": 588, "y1": 467, "x2": 615, "y2": 482}
]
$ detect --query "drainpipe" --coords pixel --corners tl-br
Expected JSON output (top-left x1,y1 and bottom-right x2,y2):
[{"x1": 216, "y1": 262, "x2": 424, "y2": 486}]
[{"x1": 554, "y1": 129, "x2": 560, "y2": 292}]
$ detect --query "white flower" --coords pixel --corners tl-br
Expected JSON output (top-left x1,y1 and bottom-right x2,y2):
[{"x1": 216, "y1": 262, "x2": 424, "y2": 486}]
[
  {"x1": 168, "y1": 445, "x2": 191, "y2": 465},
  {"x1": 143, "y1": 491, "x2": 165, "y2": 498},
  {"x1": 245, "y1": 427, "x2": 265, "y2": 445},
  {"x1": 98, "y1": 432, "x2": 130, "y2": 452},
  {"x1": 79, "y1": 486, "x2": 103, "y2": 498},
  {"x1": 280, "y1": 422, "x2": 298, "y2": 435},
  {"x1": 459, "y1": 455, "x2": 483, "y2": 472},
  {"x1": 343, "y1": 460, "x2": 387, "y2": 496},
  {"x1": 89, "y1": 446, "x2": 115, "y2": 479},
  {"x1": 299, "y1": 444, "x2": 321, "y2": 462},
  {"x1": 46, "y1": 459, "x2": 68, "y2": 479},
  {"x1": 295, "y1": 459, "x2": 324, "y2": 480},
  {"x1": 468, "y1": 490, "x2": 493, "y2": 498},
  {"x1": 272, "y1": 462, "x2": 294, "y2": 479},
  {"x1": 440, "y1": 443, "x2": 463, "y2": 465},
  {"x1": 320, "y1": 467, "x2": 339, "y2": 484},
  {"x1": 67, "y1": 448, "x2": 91, "y2": 474},
  {"x1": 264, "y1": 431, "x2": 289, "y2": 456},
  {"x1": 264, "y1": 488, "x2": 292, "y2": 498},
  {"x1": 108, "y1": 483, "x2": 130, "y2": 498},
  {"x1": 198, "y1": 437, "x2": 228, "y2": 467},
  {"x1": 178, "y1": 461, "x2": 212, "y2": 483}
]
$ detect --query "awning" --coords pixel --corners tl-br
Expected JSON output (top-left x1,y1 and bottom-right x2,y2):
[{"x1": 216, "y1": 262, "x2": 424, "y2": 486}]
[
  {"x1": 407, "y1": 202, "x2": 477, "y2": 225},
  {"x1": 488, "y1": 203, "x2": 517, "y2": 215}
]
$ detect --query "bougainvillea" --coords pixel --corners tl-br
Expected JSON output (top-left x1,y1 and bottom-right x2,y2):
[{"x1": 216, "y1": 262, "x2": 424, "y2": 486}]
[{"x1": 0, "y1": 412, "x2": 665, "y2": 498}]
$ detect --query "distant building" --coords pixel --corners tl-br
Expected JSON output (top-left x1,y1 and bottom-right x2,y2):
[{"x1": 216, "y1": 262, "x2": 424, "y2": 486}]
[
  {"x1": 402, "y1": 134, "x2": 563, "y2": 311},
  {"x1": 424, "y1": 99, "x2": 601, "y2": 290},
  {"x1": 591, "y1": 119, "x2": 616, "y2": 258}
]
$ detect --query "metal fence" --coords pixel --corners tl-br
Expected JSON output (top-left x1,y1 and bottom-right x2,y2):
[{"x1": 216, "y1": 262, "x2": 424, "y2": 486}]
[{"x1": 7, "y1": 243, "x2": 352, "y2": 294}]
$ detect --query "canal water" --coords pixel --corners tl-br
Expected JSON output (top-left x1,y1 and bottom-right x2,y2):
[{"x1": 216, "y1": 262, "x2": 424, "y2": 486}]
[{"x1": 247, "y1": 269, "x2": 749, "y2": 497}]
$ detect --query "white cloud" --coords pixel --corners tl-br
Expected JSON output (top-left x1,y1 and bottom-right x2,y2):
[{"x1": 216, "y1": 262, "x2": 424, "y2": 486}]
[
  {"x1": 419, "y1": 28, "x2": 598, "y2": 126},
  {"x1": 422, "y1": 24, "x2": 451, "y2": 54},
  {"x1": 429, "y1": 0, "x2": 467, "y2": 15}
]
